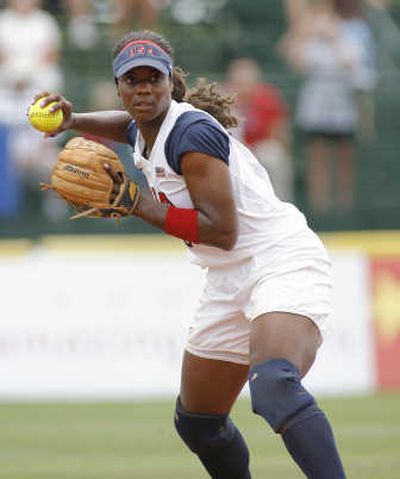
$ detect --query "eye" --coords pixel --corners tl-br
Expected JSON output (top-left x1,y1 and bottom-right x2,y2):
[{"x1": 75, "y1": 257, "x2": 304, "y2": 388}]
[
  {"x1": 122, "y1": 74, "x2": 135, "y2": 85},
  {"x1": 149, "y1": 73, "x2": 161, "y2": 84}
]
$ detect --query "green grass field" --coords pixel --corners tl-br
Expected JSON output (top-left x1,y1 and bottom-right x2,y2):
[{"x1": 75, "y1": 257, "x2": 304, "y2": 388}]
[{"x1": 0, "y1": 392, "x2": 399, "y2": 479}]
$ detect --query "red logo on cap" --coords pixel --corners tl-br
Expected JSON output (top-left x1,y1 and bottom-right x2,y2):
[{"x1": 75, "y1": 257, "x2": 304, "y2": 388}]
[
  {"x1": 123, "y1": 40, "x2": 159, "y2": 59},
  {"x1": 128, "y1": 44, "x2": 155, "y2": 58}
]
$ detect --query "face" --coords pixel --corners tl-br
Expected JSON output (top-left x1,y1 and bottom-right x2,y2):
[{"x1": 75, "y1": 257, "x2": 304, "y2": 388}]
[
  {"x1": 10, "y1": 0, "x2": 40, "y2": 14},
  {"x1": 116, "y1": 66, "x2": 172, "y2": 126}
]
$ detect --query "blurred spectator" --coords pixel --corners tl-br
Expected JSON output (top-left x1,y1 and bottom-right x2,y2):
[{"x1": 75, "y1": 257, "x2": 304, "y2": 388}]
[
  {"x1": 335, "y1": 0, "x2": 377, "y2": 142},
  {"x1": 279, "y1": 0, "x2": 377, "y2": 215},
  {"x1": 112, "y1": 0, "x2": 160, "y2": 37},
  {"x1": 64, "y1": 0, "x2": 99, "y2": 50},
  {"x1": 0, "y1": 0, "x2": 65, "y2": 220},
  {"x1": 0, "y1": 0, "x2": 62, "y2": 94},
  {"x1": 223, "y1": 58, "x2": 293, "y2": 202},
  {"x1": 63, "y1": 0, "x2": 162, "y2": 49}
]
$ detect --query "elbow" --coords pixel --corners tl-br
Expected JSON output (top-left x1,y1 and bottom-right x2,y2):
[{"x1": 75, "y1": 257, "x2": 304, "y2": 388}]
[{"x1": 216, "y1": 227, "x2": 238, "y2": 251}]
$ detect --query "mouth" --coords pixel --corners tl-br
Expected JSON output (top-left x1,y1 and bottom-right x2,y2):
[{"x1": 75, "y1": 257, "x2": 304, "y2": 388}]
[{"x1": 133, "y1": 101, "x2": 153, "y2": 112}]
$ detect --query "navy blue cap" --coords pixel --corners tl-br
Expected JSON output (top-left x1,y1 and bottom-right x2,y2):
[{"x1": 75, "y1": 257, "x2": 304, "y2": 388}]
[{"x1": 112, "y1": 40, "x2": 174, "y2": 79}]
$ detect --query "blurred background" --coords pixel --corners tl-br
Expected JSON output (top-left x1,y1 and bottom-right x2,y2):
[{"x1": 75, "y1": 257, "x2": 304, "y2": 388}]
[
  {"x1": 0, "y1": 0, "x2": 400, "y2": 235},
  {"x1": 0, "y1": 1, "x2": 400, "y2": 478}
]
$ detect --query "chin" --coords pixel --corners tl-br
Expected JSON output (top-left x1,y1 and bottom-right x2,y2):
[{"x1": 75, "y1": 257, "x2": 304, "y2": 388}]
[{"x1": 137, "y1": 109, "x2": 167, "y2": 125}]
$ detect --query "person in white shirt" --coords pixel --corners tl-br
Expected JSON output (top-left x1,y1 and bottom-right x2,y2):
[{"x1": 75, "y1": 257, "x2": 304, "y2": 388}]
[
  {"x1": 0, "y1": 0, "x2": 62, "y2": 95},
  {"x1": 279, "y1": 0, "x2": 376, "y2": 215},
  {"x1": 0, "y1": 0, "x2": 63, "y2": 220}
]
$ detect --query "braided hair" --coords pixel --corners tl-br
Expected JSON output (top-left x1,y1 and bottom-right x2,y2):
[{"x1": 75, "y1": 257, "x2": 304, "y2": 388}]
[{"x1": 112, "y1": 30, "x2": 238, "y2": 129}]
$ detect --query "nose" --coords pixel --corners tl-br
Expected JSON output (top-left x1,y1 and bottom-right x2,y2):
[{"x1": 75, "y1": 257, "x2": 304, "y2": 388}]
[{"x1": 136, "y1": 80, "x2": 152, "y2": 94}]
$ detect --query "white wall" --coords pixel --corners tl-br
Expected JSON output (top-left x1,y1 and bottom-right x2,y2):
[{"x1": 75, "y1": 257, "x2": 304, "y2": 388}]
[
  {"x1": 303, "y1": 252, "x2": 375, "y2": 395},
  {"x1": 0, "y1": 245, "x2": 374, "y2": 399}
]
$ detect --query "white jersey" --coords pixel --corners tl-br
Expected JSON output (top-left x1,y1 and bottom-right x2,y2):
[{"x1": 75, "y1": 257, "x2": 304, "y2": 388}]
[{"x1": 131, "y1": 100, "x2": 309, "y2": 268}]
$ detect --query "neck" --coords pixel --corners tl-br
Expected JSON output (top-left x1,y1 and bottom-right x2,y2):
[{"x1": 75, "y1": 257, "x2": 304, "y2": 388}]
[{"x1": 137, "y1": 106, "x2": 170, "y2": 154}]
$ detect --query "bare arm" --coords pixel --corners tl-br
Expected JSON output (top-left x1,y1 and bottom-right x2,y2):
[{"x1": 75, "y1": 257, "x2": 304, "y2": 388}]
[
  {"x1": 34, "y1": 92, "x2": 133, "y2": 143},
  {"x1": 70, "y1": 111, "x2": 133, "y2": 143},
  {"x1": 131, "y1": 152, "x2": 238, "y2": 251}
]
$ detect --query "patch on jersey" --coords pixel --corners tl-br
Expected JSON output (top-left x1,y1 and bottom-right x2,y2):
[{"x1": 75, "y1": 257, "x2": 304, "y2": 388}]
[{"x1": 155, "y1": 166, "x2": 166, "y2": 177}]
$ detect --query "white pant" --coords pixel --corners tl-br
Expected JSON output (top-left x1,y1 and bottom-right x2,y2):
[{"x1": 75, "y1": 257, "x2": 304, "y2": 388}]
[{"x1": 186, "y1": 230, "x2": 332, "y2": 365}]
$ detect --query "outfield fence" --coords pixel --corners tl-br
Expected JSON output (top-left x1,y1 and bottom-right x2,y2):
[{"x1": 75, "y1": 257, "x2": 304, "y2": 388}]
[{"x1": 0, "y1": 232, "x2": 399, "y2": 399}]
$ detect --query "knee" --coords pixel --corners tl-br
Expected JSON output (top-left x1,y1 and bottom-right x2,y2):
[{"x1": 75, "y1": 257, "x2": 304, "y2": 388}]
[
  {"x1": 249, "y1": 358, "x2": 315, "y2": 433},
  {"x1": 174, "y1": 397, "x2": 235, "y2": 454}
]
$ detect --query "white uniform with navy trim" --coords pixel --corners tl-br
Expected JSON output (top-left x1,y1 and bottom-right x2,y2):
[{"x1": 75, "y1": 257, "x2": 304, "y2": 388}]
[{"x1": 130, "y1": 100, "x2": 332, "y2": 364}]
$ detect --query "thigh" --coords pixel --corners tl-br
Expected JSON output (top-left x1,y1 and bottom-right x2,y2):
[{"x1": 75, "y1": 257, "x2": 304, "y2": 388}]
[
  {"x1": 250, "y1": 312, "x2": 322, "y2": 378},
  {"x1": 180, "y1": 351, "x2": 249, "y2": 415}
]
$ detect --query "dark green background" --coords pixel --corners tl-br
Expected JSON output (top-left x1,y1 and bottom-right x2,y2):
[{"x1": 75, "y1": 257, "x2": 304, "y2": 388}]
[{"x1": 2, "y1": 0, "x2": 400, "y2": 237}]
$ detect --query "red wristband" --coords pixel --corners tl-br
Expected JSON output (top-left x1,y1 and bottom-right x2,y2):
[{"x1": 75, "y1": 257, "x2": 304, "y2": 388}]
[{"x1": 165, "y1": 207, "x2": 198, "y2": 243}]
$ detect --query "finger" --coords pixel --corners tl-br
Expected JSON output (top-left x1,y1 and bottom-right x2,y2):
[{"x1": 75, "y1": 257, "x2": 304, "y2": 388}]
[
  {"x1": 103, "y1": 163, "x2": 123, "y2": 184},
  {"x1": 32, "y1": 91, "x2": 50, "y2": 105},
  {"x1": 111, "y1": 185, "x2": 119, "y2": 201},
  {"x1": 39, "y1": 95, "x2": 57, "y2": 107},
  {"x1": 49, "y1": 103, "x2": 64, "y2": 113},
  {"x1": 40, "y1": 97, "x2": 56, "y2": 108},
  {"x1": 104, "y1": 163, "x2": 122, "y2": 202},
  {"x1": 39, "y1": 93, "x2": 63, "y2": 108}
]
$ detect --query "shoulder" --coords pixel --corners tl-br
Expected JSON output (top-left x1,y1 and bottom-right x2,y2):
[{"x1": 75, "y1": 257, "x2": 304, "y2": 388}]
[
  {"x1": 167, "y1": 109, "x2": 224, "y2": 133},
  {"x1": 168, "y1": 109, "x2": 230, "y2": 146},
  {"x1": 126, "y1": 120, "x2": 138, "y2": 145},
  {"x1": 165, "y1": 110, "x2": 231, "y2": 174}
]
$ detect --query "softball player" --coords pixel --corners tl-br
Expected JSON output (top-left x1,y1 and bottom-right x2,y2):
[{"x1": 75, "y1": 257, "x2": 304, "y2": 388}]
[{"x1": 40, "y1": 30, "x2": 346, "y2": 478}]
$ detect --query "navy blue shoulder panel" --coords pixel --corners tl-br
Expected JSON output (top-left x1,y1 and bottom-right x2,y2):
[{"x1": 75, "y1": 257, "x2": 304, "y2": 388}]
[
  {"x1": 126, "y1": 120, "x2": 138, "y2": 146},
  {"x1": 164, "y1": 111, "x2": 230, "y2": 175}
]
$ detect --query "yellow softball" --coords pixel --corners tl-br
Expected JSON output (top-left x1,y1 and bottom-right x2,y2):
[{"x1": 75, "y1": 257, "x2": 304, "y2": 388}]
[{"x1": 28, "y1": 97, "x2": 64, "y2": 133}]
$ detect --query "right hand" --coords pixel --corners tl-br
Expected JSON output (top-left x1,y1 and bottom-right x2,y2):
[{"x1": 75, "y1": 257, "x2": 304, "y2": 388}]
[{"x1": 31, "y1": 91, "x2": 74, "y2": 138}]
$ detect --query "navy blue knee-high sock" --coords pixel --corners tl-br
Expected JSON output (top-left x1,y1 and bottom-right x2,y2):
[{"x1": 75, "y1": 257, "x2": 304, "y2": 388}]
[
  {"x1": 282, "y1": 403, "x2": 346, "y2": 478},
  {"x1": 174, "y1": 398, "x2": 252, "y2": 479},
  {"x1": 249, "y1": 358, "x2": 346, "y2": 479}
]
